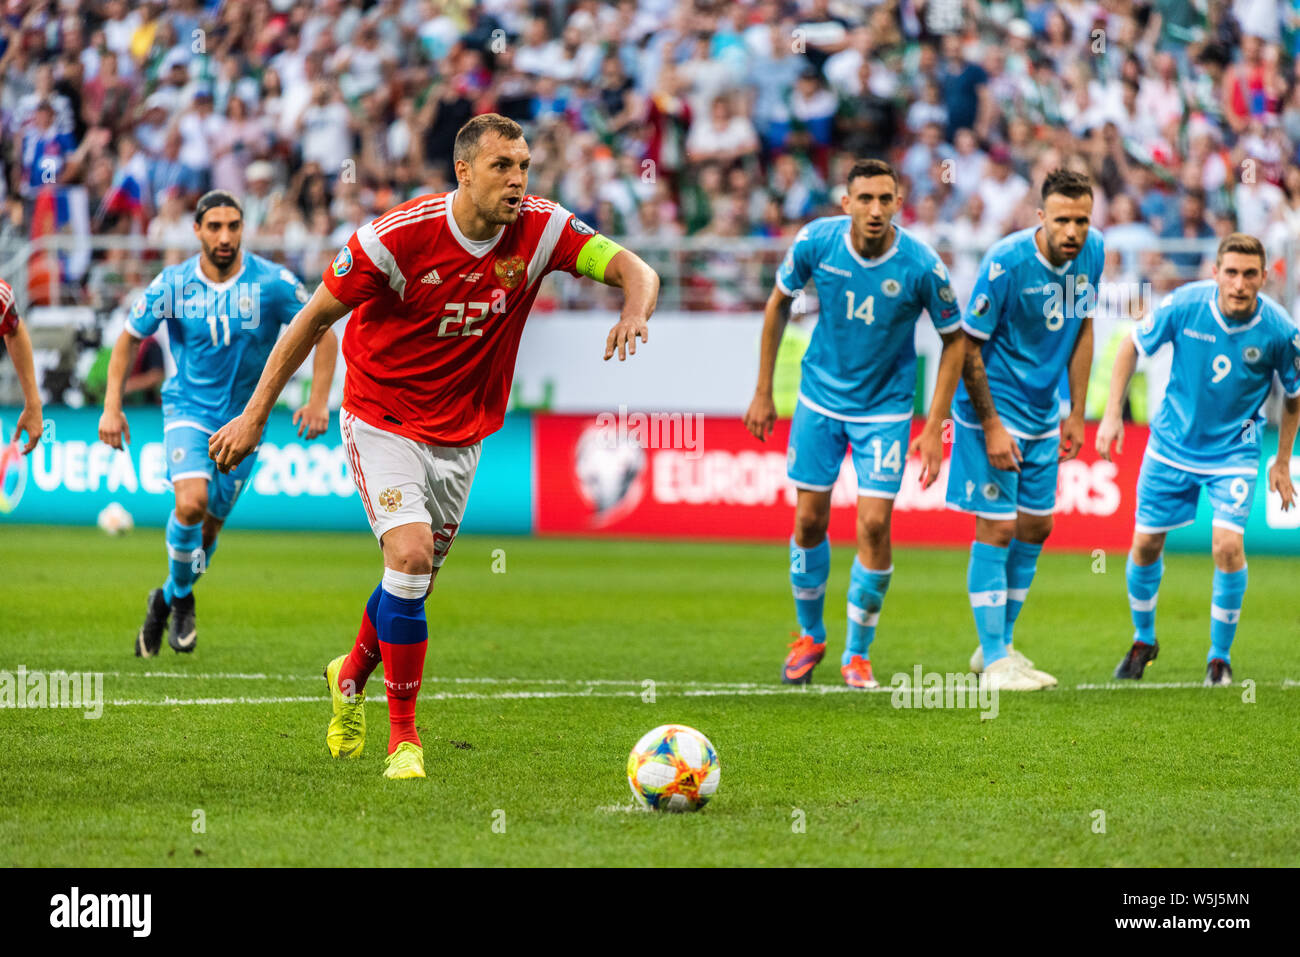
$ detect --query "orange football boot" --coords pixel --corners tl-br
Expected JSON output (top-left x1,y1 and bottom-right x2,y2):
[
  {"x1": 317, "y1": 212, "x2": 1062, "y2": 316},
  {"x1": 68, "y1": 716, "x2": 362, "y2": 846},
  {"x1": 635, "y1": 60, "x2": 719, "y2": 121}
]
[{"x1": 782, "y1": 633, "x2": 827, "y2": 684}]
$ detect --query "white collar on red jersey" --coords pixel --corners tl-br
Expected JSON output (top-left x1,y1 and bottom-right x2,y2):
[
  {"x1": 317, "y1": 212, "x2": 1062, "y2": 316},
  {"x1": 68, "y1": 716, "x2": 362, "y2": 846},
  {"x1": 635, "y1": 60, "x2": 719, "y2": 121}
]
[{"x1": 445, "y1": 189, "x2": 505, "y2": 257}]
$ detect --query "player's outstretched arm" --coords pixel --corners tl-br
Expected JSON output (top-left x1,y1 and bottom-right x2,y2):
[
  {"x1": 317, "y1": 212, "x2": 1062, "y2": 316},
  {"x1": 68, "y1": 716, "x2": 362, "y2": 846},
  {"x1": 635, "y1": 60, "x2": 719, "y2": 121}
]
[
  {"x1": 1060, "y1": 314, "x2": 1093, "y2": 462},
  {"x1": 961, "y1": 332, "x2": 1021, "y2": 472},
  {"x1": 909, "y1": 330, "x2": 965, "y2": 488},
  {"x1": 1095, "y1": 335, "x2": 1138, "y2": 461},
  {"x1": 4, "y1": 321, "x2": 42, "y2": 454},
  {"x1": 743, "y1": 286, "x2": 793, "y2": 442},
  {"x1": 597, "y1": 248, "x2": 658, "y2": 361},
  {"x1": 98, "y1": 328, "x2": 142, "y2": 451},
  {"x1": 1268, "y1": 395, "x2": 1300, "y2": 511},
  {"x1": 209, "y1": 284, "x2": 350, "y2": 472},
  {"x1": 292, "y1": 327, "x2": 339, "y2": 440}
]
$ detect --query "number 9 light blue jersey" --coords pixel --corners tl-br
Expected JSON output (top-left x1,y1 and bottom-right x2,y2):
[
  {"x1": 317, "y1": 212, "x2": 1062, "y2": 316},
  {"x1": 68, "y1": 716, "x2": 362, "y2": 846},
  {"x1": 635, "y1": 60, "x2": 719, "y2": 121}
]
[
  {"x1": 954, "y1": 226, "x2": 1105, "y2": 438},
  {"x1": 126, "y1": 252, "x2": 310, "y2": 431},
  {"x1": 1133, "y1": 279, "x2": 1300, "y2": 473},
  {"x1": 775, "y1": 217, "x2": 961, "y2": 420}
]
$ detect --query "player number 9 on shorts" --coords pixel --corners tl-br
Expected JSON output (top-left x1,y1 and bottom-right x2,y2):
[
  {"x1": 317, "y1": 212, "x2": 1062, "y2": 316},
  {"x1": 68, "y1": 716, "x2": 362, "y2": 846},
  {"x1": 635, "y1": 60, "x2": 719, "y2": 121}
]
[{"x1": 1230, "y1": 477, "x2": 1249, "y2": 509}]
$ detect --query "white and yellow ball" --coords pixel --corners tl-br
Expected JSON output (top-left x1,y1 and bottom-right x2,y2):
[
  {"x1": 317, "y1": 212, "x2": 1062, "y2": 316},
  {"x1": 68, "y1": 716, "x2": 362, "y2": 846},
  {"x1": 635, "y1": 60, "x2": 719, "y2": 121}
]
[
  {"x1": 96, "y1": 501, "x2": 134, "y2": 536},
  {"x1": 627, "y1": 724, "x2": 720, "y2": 812}
]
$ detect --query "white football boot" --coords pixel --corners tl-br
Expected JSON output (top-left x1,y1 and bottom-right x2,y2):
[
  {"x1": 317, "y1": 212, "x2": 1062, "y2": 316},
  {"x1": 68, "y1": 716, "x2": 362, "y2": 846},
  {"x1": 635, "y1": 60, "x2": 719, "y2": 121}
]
[
  {"x1": 980, "y1": 655, "x2": 1046, "y2": 691},
  {"x1": 970, "y1": 645, "x2": 1056, "y2": 687}
]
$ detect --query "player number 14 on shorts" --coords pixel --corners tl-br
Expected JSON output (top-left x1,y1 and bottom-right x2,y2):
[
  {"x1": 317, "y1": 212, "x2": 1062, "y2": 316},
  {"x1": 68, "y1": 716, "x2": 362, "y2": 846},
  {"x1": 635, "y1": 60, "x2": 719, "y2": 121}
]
[
  {"x1": 871, "y1": 438, "x2": 901, "y2": 473},
  {"x1": 845, "y1": 291, "x2": 875, "y2": 325}
]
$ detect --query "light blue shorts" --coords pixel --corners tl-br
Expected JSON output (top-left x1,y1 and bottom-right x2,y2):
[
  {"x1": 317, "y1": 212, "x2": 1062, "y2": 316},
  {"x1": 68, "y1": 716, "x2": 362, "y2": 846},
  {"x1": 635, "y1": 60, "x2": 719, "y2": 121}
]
[
  {"x1": 786, "y1": 401, "x2": 913, "y2": 498},
  {"x1": 164, "y1": 418, "x2": 257, "y2": 521},
  {"x1": 945, "y1": 417, "x2": 1059, "y2": 518},
  {"x1": 1135, "y1": 450, "x2": 1256, "y2": 534}
]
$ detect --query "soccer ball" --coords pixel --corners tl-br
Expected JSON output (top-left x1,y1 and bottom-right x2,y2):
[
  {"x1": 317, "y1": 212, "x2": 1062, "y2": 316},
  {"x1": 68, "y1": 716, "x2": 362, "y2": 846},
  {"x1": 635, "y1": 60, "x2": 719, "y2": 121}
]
[
  {"x1": 97, "y1": 501, "x2": 134, "y2": 536},
  {"x1": 626, "y1": 724, "x2": 720, "y2": 812}
]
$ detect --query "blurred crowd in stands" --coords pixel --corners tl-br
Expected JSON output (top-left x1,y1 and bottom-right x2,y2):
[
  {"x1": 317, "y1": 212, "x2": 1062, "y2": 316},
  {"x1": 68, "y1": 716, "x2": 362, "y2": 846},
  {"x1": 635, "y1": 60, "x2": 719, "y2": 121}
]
[{"x1": 5, "y1": 0, "x2": 1300, "y2": 321}]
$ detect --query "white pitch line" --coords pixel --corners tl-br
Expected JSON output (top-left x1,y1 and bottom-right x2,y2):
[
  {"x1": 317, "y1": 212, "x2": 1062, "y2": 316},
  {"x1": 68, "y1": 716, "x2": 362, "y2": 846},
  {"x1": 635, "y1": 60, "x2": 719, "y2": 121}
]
[
  {"x1": 109, "y1": 695, "x2": 326, "y2": 707},
  {"x1": 86, "y1": 671, "x2": 791, "y2": 690},
  {"x1": 100, "y1": 679, "x2": 1298, "y2": 708}
]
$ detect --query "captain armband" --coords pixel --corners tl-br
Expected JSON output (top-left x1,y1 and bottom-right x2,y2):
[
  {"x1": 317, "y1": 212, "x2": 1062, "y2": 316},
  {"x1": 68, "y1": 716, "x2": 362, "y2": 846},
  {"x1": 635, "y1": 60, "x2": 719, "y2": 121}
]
[{"x1": 575, "y1": 235, "x2": 626, "y2": 283}]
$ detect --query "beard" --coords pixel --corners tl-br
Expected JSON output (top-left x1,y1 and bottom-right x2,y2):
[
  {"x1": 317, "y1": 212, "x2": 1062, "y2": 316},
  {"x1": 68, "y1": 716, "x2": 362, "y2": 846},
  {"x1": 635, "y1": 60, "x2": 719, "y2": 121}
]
[{"x1": 205, "y1": 244, "x2": 238, "y2": 270}]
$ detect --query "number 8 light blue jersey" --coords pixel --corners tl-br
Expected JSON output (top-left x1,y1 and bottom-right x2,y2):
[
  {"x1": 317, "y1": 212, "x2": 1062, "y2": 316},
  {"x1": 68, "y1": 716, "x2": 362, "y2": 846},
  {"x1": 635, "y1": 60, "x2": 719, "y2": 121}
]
[
  {"x1": 126, "y1": 252, "x2": 310, "y2": 431},
  {"x1": 775, "y1": 217, "x2": 961, "y2": 419},
  {"x1": 954, "y1": 226, "x2": 1105, "y2": 438},
  {"x1": 1133, "y1": 279, "x2": 1300, "y2": 473}
]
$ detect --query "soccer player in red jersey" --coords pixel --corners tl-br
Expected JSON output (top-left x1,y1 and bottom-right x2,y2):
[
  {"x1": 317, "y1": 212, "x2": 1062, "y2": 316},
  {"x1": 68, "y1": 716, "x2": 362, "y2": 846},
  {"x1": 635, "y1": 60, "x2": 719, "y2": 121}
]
[
  {"x1": 0, "y1": 278, "x2": 43, "y2": 455},
  {"x1": 209, "y1": 114, "x2": 659, "y2": 779}
]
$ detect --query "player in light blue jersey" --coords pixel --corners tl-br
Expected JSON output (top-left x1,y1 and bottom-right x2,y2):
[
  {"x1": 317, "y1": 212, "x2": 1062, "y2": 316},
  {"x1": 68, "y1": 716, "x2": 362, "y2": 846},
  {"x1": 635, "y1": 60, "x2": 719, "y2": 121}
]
[
  {"x1": 1097, "y1": 233, "x2": 1300, "y2": 686},
  {"x1": 744, "y1": 159, "x2": 967, "y2": 689},
  {"x1": 947, "y1": 169, "x2": 1104, "y2": 691},
  {"x1": 98, "y1": 191, "x2": 338, "y2": 657}
]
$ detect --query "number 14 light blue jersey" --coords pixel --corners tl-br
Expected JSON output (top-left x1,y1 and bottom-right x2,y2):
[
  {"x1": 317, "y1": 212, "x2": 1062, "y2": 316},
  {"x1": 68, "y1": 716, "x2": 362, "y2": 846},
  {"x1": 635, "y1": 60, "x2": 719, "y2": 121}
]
[
  {"x1": 1133, "y1": 279, "x2": 1300, "y2": 473},
  {"x1": 126, "y1": 252, "x2": 309, "y2": 431},
  {"x1": 775, "y1": 218, "x2": 961, "y2": 420}
]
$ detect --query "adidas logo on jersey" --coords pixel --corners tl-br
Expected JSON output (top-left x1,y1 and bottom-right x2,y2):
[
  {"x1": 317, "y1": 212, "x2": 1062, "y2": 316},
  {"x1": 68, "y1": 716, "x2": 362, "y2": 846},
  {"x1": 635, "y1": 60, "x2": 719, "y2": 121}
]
[{"x1": 422, "y1": 269, "x2": 442, "y2": 285}]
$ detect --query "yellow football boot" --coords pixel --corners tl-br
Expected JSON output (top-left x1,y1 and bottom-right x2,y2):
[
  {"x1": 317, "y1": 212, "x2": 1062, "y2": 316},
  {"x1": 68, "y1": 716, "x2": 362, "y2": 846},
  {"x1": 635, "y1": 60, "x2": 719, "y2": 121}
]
[
  {"x1": 324, "y1": 654, "x2": 366, "y2": 758},
  {"x1": 383, "y1": 741, "x2": 425, "y2": 780}
]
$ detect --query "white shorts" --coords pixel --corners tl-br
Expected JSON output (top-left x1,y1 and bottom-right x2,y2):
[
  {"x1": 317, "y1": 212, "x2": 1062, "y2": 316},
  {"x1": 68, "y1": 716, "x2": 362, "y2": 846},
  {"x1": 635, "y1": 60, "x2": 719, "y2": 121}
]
[{"x1": 340, "y1": 408, "x2": 481, "y2": 566}]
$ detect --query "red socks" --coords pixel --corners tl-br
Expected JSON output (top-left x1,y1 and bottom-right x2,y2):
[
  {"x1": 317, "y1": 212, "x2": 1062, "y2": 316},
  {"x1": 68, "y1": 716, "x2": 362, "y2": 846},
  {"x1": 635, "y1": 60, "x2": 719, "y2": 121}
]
[{"x1": 338, "y1": 585, "x2": 383, "y2": 694}]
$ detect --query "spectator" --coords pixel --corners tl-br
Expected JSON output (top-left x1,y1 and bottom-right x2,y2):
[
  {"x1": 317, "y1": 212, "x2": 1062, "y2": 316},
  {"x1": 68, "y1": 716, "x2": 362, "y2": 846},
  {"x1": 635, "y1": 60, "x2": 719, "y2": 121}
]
[
  {"x1": 1161, "y1": 188, "x2": 1217, "y2": 275},
  {"x1": 977, "y1": 145, "x2": 1030, "y2": 235},
  {"x1": 685, "y1": 95, "x2": 758, "y2": 168},
  {"x1": 19, "y1": 101, "x2": 77, "y2": 200},
  {"x1": 1104, "y1": 194, "x2": 1159, "y2": 271},
  {"x1": 837, "y1": 60, "x2": 898, "y2": 162},
  {"x1": 938, "y1": 34, "x2": 988, "y2": 141},
  {"x1": 297, "y1": 82, "x2": 353, "y2": 178},
  {"x1": 901, "y1": 121, "x2": 955, "y2": 200},
  {"x1": 210, "y1": 96, "x2": 268, "y2": 197}
]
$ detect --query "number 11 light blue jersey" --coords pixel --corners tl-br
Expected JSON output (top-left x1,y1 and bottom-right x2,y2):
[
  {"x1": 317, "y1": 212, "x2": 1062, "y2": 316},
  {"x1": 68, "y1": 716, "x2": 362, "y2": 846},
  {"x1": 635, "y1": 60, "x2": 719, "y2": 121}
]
[
  {"x1": 1134, "y1": 279, "x2": 1300, "y2": 473},
  {"x1": 126, "y1": 251, "x2": 309, "y2": 431},
  {"x1": 775, "y1": 218, "x2": 961, "y2": 420}
]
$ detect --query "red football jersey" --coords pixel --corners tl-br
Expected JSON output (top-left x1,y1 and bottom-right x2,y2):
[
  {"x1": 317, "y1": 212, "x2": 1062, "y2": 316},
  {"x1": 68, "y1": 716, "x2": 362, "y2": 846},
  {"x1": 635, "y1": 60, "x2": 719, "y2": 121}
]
[
  {"x1": 323, "y1": 190, "x2": 600, "y2": 446},
  {"x1": 0, "y1": 279, "x2": 18, "y2": 337}
]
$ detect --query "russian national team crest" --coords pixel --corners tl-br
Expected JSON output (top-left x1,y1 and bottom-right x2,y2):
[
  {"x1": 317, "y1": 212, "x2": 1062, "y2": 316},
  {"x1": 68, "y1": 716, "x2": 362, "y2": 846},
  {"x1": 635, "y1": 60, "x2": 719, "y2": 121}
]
[
  {"x1": 494, "y1": 255, "x2": 526, "y2": 290},
  {"x1": 378, "y1": 488, "x2": 403, "y2": 513},
  {"x1": 332, "y1": 246, "x2": 353, "y2": 277}
]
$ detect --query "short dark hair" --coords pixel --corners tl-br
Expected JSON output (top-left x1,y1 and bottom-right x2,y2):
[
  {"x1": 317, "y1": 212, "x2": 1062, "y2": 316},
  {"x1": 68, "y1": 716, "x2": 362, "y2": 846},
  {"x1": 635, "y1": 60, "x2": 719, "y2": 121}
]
[
  {"x1": 846, "y1": 159, "x2": 898, "y2": 189},
  {"x1": 194, "y1": 189, "x2": 242, "y2": 224},
  {"x1": 1216, "y1": 232, "x2": 1266, "y2": 268},
  {"x1": 453, "y1": 113, "x2": 525, "y2": 166},
  {"x1": 1041, "y1": 168, "x2": 1093, "y2": 203}
]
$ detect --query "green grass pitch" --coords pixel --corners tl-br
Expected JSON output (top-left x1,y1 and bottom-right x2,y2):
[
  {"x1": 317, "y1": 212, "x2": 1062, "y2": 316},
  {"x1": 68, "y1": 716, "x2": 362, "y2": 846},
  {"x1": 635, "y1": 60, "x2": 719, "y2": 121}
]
[{"x1": 2, "y1": 525, "x2": 1298, "y2": 867}]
